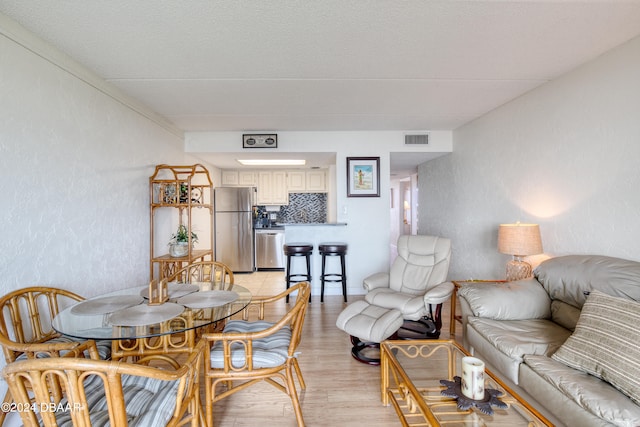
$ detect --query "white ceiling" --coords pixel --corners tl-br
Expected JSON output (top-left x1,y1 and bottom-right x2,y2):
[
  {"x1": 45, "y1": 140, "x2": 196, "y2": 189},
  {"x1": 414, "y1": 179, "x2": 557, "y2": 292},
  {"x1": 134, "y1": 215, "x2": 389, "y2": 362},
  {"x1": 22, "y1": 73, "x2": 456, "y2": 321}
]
[{"x1": 2, "y1": 1, "x2": 640, "y2": 174}]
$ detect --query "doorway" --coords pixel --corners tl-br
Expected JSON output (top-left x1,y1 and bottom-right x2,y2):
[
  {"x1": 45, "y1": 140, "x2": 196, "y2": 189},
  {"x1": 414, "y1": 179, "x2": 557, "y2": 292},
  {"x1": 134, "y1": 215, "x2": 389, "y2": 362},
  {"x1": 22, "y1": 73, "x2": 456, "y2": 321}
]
[{"x1": 389, "y1": 173, "x2": 418, "y2": 262}]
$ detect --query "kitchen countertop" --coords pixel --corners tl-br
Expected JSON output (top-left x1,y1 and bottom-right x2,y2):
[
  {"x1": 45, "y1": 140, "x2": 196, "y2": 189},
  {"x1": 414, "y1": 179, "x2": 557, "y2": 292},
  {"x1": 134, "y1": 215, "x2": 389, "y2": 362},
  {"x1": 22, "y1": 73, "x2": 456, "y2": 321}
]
[
  {"x1": 254, "y1": 225, "x2": 285, "y2": 230},
  {"x1": 276, "y1": 222, "x2": 347, "y2": 226}
]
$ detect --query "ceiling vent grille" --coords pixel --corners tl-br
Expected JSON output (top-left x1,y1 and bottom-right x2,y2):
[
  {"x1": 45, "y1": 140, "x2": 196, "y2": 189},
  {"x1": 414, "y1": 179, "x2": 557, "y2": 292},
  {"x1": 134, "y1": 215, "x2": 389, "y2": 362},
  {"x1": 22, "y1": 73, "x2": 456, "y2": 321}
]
[
  {"x1": 243, "y1": 134, "x2": 278, "y2": 148},
  {"x1": 404, "y1": 134, "x2": 429, "y2": 145}
]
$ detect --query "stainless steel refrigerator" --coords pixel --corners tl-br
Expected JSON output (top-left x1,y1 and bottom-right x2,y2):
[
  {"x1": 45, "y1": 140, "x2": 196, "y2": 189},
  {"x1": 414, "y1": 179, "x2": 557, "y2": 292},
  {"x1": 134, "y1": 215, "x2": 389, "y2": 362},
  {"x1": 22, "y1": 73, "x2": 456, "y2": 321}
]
[{"x1": 214, "y1": 187, "x2": 256, "y2": 272}]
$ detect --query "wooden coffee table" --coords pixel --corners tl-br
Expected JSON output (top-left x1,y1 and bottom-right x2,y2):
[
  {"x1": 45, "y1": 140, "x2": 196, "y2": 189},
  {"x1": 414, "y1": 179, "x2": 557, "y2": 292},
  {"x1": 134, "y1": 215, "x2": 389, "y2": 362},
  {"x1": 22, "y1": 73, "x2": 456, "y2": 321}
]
[{"x1": 380, "y1": 339, "x2": 553, "y2": 426}]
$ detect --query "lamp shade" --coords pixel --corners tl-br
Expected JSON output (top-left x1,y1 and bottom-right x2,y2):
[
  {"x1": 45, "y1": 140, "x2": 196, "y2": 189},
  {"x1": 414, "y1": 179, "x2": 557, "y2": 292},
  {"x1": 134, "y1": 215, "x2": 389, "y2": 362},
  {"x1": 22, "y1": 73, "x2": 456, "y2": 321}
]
[{"x1": 497, "y1": 223, "x2": 543, "y2": 256}]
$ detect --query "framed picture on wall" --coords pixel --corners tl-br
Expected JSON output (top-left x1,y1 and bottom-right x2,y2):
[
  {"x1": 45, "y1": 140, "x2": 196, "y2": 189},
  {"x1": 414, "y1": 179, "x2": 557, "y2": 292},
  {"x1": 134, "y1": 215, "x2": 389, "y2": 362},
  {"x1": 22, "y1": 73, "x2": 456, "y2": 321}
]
[{"x1": 346, "y1": 157, "x2": 380, "y2": 197}]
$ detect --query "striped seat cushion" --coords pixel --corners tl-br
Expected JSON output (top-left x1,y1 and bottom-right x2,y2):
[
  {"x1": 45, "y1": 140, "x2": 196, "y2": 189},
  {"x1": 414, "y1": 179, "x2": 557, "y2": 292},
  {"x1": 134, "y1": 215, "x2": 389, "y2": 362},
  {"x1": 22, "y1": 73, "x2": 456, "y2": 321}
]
[
  {"x1": 210, "y1": 320, "x2": 292, "y2": 369},
  {"x1": 50, "y1": 373, "x2": 180, "y2": 426},
  {"x1": 16, "y1": 336, "x2": 112, "y2": 361}
]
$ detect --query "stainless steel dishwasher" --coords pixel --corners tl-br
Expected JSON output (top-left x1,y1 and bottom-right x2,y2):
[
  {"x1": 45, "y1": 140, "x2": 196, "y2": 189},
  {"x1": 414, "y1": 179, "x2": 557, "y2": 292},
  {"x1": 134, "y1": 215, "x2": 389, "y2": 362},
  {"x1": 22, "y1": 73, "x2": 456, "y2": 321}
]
[{"x1": 255, "y1": 228, "x2": 285, "y2": 270}]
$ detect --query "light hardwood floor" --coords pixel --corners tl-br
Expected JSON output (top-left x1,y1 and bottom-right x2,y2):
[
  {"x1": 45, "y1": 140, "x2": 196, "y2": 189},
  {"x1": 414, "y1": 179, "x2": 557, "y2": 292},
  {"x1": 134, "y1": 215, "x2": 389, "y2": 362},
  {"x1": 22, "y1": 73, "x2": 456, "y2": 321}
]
[{"x1": 205, "y1": 271, "x2": 458, "y2": 426}]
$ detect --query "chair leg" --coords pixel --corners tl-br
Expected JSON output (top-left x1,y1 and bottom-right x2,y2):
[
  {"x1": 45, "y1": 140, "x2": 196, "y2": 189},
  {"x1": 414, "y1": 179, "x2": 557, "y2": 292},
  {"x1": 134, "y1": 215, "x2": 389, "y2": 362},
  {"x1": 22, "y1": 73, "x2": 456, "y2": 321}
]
[
  {"x1": 193, "y1": 391, "x2": 204, "y2": 427},
  {"x1": 340, "y1": 254, "x2": 347, "y2": 303},
  {"x1": 285, "y1": 255, "x2": 293, "y2": 303},
  {"x1": 0, "y1": 389, "x2": 10, "y2": 426},
  {"x1": 320, "y1": 253, "x2": 326, "y2": 303},
  {"x1": 291, "y1": 357, "x2": 306, "y2": 390},
  {"x1": 285, "y1": 363, "x2": 306, "y2": 426},
  {"x1": 305, "y1": 254, "x2": 312, "y2": 303},
  {"x1": 205, "y1": 374, "x2": 214, "y2": 427}
]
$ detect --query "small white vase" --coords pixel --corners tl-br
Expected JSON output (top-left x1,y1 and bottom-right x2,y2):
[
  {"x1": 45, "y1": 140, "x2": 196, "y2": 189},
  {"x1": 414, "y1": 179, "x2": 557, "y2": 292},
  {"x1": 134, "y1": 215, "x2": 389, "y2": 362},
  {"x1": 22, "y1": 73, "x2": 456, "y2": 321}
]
[{"x1": 169, "y1": 242, "x2": 189, "y2": 257}]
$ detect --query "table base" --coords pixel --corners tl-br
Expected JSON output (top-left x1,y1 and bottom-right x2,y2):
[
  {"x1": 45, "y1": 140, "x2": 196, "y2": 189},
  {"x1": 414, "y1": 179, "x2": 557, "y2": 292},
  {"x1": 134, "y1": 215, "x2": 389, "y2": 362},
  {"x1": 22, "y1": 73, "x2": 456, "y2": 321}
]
[
  {"x1": 111, "y1": 309, "x2": 224, "y2": 367},
  {"x1": 381, "y1": 340, "x2": 552, "y2": 426}
]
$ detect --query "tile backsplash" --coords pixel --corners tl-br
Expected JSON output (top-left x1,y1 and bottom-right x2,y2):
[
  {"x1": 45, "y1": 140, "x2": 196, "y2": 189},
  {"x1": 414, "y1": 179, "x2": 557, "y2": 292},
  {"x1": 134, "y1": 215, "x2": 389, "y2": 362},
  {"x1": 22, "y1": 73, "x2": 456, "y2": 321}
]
[{"x1": 256, "y1": 193, "x2": 327, "y2": 223}]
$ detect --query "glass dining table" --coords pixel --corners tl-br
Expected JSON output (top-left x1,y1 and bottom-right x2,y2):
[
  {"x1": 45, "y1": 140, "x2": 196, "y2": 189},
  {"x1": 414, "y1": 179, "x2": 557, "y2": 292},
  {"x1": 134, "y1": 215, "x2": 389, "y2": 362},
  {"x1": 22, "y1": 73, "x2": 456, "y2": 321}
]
[{"x1": 53, "y1": 282, "x2": 252, "y2": 367}]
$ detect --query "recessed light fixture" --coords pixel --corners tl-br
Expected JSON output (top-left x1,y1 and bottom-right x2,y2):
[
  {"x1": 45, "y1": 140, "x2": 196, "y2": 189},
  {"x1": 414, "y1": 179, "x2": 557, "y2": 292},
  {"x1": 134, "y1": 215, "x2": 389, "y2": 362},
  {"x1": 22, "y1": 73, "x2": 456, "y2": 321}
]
[{"x1": 237, "y1": 159, "x2": 306, "y2": 166}]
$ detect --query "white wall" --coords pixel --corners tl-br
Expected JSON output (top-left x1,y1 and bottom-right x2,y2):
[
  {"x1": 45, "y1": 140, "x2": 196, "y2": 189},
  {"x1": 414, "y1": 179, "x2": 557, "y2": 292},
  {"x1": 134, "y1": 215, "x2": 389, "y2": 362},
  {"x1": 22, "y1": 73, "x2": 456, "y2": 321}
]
[
  {"x1": 418, "y1": 36, "x2": 640, "y2": 281},
  {"x1": 389, "y1": 177, "x2": 402, "y2": 258},
  {"x1": 0, "y1": 15, "x2": 222, "y2": 412},
  {"x1": 0, "y1": 11, "x2": 205, "y2": 363},
  {"x1": 0, "y1": 26, "x2": 200, "y2": 296},
  {"x1": 186, "y1": 131, "x2": 452, "y2": 296}
]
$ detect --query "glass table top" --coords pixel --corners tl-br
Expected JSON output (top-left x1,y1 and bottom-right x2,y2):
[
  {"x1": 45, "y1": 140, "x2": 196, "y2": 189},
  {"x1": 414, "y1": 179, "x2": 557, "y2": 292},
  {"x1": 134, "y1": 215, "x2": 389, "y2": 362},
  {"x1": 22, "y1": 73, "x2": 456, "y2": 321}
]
[
  {"x1": 380, "y1": 339, "x2": 552, "y2": 426},
  {"x1": 53, "y1": 283, "x2": 251, "y2": 341}
]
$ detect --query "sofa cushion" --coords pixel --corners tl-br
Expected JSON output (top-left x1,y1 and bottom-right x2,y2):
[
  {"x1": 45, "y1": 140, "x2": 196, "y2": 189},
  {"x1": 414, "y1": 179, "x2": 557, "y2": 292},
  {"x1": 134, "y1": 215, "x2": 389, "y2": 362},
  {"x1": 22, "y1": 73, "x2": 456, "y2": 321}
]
[
  {"x1": 549, "y1": 300, "x2": 581, "y2": 331},
  {"x1": 468, "y1": 317, "x2": 571, "y2": 361},
  {"x1": 534, "y1": 255, "x2": 640, "y2": 310},
  {"x1": 525, "y1": 354, "x2": 640, "y2": 427},
  {"x1": 458, "y1": 279, "x2": 551, "y2": 320},
  {"x1": 552, "y1": 290, "x2": 640, "y2": 406},
  {"x1": 466, "y1": 317, "x2": 571, "y2": 384}
]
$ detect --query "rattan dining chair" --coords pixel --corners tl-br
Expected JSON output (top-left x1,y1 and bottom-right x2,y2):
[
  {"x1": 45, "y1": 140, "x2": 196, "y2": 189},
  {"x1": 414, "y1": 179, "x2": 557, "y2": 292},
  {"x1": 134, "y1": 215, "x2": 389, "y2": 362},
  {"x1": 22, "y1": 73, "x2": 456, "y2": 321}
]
[
  {"x1": 167, "y1": 261, "x2": 235, "y2": 290},
  {"x1": 0, "y1": 286, "x2": 111, "y2": 425},
  {"x1": 2, "y1": 338, "x2": 205, "y2": 427},
  {"x1": 202, "y1": 281, "x2": 311, "y2": 427},
  {"x1": 166, "y1": 261, "x2": 236, "y2": 340}
]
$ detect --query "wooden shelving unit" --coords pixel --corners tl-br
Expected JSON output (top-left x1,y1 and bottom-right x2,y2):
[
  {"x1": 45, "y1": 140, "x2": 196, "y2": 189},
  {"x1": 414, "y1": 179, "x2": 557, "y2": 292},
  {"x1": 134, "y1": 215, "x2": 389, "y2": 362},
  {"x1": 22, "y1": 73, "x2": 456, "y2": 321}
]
[{"x1": 149, "y1": 164, "x2": 213, "y2": 280}]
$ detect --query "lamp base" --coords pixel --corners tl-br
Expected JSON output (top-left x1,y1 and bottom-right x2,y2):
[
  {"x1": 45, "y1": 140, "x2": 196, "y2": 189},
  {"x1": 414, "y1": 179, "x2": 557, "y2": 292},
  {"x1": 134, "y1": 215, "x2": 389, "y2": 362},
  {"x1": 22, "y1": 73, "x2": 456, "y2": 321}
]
[{"x1": 505, "y1": 260, "x2": 533, "y2": 281}]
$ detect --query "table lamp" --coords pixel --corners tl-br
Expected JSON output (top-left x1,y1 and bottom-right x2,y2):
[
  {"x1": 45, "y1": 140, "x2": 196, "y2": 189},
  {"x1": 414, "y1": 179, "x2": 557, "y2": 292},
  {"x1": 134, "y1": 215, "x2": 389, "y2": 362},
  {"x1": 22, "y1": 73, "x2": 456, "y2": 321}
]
[{"x1": 498, "y1": 223, "x2": 543, "y2": 281}]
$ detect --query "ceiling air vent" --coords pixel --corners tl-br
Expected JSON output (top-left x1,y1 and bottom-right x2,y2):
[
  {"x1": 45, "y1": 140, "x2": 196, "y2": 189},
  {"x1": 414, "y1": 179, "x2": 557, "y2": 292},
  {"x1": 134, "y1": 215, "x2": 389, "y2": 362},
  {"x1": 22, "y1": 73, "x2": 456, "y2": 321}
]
[
  {"x1": 243, "y1": 134, "x2": 278, "y2": 149},
  {"x1": 404, "y1": 134, "x2": 429, "y2": 145}
]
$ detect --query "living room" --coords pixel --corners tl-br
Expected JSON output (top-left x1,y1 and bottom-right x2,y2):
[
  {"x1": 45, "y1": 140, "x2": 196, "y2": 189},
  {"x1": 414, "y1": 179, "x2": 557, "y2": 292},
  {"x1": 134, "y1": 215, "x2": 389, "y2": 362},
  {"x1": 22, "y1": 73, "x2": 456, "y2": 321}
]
[
  {"x1": 3, "y1": 2, "x2": 639, "y2": 299},
  {"x1": 2, "y1": 2, "x2": 640, "y2": 426}
]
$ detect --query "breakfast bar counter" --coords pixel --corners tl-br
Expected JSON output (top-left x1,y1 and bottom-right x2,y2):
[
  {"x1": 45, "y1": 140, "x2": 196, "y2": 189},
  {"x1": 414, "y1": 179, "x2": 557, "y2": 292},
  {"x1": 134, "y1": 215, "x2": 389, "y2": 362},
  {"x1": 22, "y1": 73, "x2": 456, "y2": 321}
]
[
  {"x1": 279, "y1": 223, "x2": 349, "y2": 299},
  {"x1": 276, "y1": 222, "x2": 348, "y2": 227}
]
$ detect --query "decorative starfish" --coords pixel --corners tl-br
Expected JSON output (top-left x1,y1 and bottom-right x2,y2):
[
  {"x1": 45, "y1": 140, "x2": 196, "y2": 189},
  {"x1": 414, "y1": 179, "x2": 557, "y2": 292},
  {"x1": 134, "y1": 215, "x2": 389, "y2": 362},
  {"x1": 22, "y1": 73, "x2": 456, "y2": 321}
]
[{"x1": 440, "y1": 376, "x2": 508, "y2": 415}]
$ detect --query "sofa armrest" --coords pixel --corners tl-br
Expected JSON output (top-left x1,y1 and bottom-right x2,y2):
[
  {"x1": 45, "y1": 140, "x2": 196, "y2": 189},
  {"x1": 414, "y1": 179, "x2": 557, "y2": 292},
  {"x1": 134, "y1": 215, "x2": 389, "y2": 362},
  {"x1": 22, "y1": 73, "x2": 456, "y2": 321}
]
[
  {"x1": 457, "y1": 278, "x2": 551, "y2": 320},
  {"x1": 457, "y1": 296, "x2": 475, "y2": 349},
  {"x1": 363, "y1": 272, "x2": 390, "y2": 291},
  {"x1": 424, "y1": 282, "x2": 454, "y2": 305}
]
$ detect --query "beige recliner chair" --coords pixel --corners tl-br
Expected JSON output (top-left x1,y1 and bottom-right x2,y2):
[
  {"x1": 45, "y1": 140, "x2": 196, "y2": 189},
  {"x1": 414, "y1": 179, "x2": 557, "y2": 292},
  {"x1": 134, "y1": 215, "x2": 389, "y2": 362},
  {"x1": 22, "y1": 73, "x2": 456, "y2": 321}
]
[{"x1": 336, "y1": 235, "x2": 453, "y2": 364}]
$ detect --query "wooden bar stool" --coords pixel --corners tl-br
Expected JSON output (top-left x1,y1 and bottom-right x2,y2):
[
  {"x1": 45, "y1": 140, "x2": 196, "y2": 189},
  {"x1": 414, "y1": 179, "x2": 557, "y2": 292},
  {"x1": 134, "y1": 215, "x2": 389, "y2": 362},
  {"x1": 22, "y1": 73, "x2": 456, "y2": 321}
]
[
  {"x1": 319, "y1": 242, "x2": 348, "y2": 303},
  {"x1": 283, "y1": 242, "x2": 314, "y2": 303}
]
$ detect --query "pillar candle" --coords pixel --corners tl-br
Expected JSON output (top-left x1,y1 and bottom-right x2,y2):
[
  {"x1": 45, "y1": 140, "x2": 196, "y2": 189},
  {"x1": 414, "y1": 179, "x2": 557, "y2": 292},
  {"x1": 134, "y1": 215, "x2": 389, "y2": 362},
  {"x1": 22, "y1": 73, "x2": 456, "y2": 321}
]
[{"x1": 461, "y1": 356, "x2": 485, "y2": 400}]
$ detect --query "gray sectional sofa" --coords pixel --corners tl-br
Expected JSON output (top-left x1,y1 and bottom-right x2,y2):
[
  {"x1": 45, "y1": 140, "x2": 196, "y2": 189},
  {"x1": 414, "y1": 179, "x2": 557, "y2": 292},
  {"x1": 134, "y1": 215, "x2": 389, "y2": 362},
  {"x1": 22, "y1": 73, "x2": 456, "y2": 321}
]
[{"x1": 457, "y1": 255, "x2": 640, "y2": 427}]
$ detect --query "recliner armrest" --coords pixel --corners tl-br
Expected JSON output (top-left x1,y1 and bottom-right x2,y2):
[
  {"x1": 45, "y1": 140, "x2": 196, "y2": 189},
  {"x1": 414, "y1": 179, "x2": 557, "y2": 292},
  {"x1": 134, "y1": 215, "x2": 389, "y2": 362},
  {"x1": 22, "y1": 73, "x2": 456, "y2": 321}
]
[
  {"x1": 363, "y1": 272, "x2": 390, "y2": 291},
  {"x1": 424, "y1": 282, "x2": 454, "y2": 305},
  {"x1": 457, "y1": 278, "x2": 551, "y2": 320}
]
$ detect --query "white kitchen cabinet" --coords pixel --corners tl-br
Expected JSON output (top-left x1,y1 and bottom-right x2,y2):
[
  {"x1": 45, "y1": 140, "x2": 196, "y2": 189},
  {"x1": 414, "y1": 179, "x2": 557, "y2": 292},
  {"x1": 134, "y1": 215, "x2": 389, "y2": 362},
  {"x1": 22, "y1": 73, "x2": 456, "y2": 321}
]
[
  {"x1": 224, "y1": 168, "x2": 326, "y2": 200},
  {"x1": 238, "y1": 171, "x2": 257, "y2": 186},
  {"x1": 286, "y1": 171, "x2": 306, "y2": 192},
  {"x1": 221, "y1": 170, "x2": 257, "y2": 187},
  {"x1": 221, "y1": 170, "x2": 239, "y2": 186},
  {"x1": 306, "y1": 170, "x2": 327, "y2": 192},
  {"x1": 257, "y1": 171, "x2": 288, "y2": 205},
  {"x1": 286, "y1": 170, "x2": 327, "y2": 192}
]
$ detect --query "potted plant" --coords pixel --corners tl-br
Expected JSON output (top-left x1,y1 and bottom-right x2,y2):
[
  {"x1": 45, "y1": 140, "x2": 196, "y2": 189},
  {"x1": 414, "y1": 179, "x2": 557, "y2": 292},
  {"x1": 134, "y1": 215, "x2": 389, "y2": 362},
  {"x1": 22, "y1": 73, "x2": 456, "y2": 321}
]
[{"x1": 168, "y1": 224, "x2": 198, "y2": 257}]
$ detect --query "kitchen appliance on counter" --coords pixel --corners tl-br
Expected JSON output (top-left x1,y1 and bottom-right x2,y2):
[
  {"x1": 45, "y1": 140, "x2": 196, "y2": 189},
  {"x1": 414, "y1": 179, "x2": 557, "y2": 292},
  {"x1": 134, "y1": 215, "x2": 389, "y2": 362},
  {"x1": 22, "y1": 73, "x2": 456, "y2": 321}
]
[
  {"x1": 214, "y1": 187, "x2": 256, "y2": 273},
  {"x1": 255, "y1": 228, "x2": 285, "y2": 270},
  {"x1": 254, "y1": 206, "x2": 280, "y2": 228}
]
